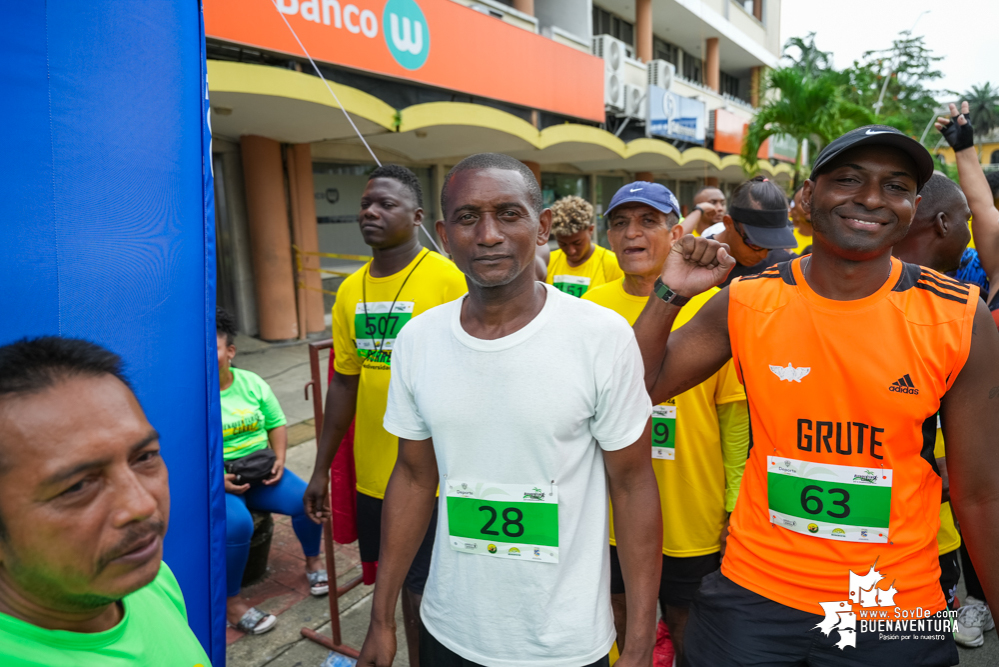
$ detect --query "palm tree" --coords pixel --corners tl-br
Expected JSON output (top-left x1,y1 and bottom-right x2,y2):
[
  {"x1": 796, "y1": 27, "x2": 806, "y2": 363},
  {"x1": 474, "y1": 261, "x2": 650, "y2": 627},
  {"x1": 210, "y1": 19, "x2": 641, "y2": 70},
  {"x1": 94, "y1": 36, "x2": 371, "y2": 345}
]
[
  {"x1": 782, "y1": 32, "x2": 832, "y2": 80},
  {"x1": 963, "y1": 83, "x2": 999, "y2": 153},
  {"x1": 741, "y1": 68, "x2": 872, "y2": 186}
]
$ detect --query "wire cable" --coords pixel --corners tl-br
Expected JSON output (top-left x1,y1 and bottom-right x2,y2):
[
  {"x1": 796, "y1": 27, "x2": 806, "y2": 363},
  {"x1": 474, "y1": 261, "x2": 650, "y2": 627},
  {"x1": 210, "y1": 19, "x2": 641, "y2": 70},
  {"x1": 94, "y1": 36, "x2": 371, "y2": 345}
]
[{"x1": 268, "y1": 0, "x2": 445, "y2": 254}]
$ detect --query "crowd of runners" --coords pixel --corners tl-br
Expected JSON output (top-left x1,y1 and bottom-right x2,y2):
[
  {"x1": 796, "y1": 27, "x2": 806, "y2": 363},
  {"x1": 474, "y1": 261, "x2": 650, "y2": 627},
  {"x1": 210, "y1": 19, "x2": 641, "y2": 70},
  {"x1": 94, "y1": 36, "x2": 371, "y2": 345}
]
[{"x1": 1, "y1": 105, "x2": 998, "y2": 667}]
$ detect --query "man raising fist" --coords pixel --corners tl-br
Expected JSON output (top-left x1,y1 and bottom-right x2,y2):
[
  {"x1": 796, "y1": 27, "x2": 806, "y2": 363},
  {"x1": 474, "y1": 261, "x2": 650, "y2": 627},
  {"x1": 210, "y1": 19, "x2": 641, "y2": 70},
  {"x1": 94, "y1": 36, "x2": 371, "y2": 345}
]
[{"x1": 634, "y1": 125, "x2": 999, "y2": 666}]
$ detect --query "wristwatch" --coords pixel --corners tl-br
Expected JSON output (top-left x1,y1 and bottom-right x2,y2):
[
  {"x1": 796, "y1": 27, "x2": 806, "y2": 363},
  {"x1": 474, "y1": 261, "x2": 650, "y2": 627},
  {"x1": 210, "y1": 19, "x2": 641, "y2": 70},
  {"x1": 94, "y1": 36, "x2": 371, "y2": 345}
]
[{"x1": 653, "y1": 278, "x2": 690, "y2": 307}]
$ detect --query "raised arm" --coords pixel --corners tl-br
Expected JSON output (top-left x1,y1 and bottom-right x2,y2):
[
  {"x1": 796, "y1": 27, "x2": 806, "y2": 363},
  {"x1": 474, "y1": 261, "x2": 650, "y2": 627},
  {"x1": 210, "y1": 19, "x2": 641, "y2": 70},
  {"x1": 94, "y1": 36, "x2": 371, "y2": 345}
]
[
  {"x1": 679, "y1": 202, "x2": 717, "y2": 236},
  {"x1": 937, "y1": 102, "x2": 999, "y2": 295},
  {"x1": 304, "y1": 371, "x2": 360, "y2": 523},
  {"x1": 357, "y1": 438, "x2": 439, "y2": 667},
  {"x1": 603, "y1": 422, "x2": 662, "y2": 667},
  {"x1": 941, "y1": 299, "x2": 999, "y2": 610},
  {"x1": 632, "y1": 235, "x2": 736, "y2": 404}
]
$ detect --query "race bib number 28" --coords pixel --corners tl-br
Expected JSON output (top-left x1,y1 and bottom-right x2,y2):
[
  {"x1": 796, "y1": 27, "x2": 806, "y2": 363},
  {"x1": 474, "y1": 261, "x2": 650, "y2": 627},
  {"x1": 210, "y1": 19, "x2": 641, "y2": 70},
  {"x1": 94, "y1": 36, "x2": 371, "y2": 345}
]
[
  {"x1": 767, "y1": 457, "x2": 892, "y2": 543},
  {"x1": 445, "y1": 480, "x2": 559, "y2": 563}
]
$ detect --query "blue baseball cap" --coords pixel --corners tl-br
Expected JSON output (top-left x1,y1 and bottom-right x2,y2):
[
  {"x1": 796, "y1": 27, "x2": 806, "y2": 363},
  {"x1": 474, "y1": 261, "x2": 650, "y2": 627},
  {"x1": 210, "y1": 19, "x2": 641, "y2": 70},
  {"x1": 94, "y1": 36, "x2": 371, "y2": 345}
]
[{"x1": 605, "y1": 182, "x2": 680, "y2": 219}]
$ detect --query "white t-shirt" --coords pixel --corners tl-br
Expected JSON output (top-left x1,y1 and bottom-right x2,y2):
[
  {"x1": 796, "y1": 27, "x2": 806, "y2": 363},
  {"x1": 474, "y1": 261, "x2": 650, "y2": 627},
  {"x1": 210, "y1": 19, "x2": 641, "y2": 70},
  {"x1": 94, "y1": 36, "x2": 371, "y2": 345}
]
[
  {"x1": 701, "y1": 221, "x2": 725, "y2": 237},
  {"x1": 384, "y1": 283, "x2": 652, "y2": 667}
]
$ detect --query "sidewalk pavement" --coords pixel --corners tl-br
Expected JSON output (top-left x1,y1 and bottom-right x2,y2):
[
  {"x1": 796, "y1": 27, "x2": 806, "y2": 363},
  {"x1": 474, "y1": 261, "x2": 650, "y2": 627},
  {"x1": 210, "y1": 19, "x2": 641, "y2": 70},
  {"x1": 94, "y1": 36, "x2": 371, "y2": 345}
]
[{"x1": 226, "y1": 333, "x2": 998, "y2": 666}]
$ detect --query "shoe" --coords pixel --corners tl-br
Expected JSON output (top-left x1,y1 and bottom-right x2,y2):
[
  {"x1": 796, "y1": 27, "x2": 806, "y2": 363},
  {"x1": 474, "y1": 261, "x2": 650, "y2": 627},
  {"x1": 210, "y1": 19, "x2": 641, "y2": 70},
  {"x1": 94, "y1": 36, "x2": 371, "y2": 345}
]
[
  {"x1": 228, "y1": 607, "x2": 277, "y2": 635},
  {"x1": 954, "y1": 597, "x2": 994, "y2": 648},
  {"x1": 654, "y1": 618, "x2": 675, "y2": 667},
  {"x1": 307, "y1": 568, "x2": 329, "y2": 597}
]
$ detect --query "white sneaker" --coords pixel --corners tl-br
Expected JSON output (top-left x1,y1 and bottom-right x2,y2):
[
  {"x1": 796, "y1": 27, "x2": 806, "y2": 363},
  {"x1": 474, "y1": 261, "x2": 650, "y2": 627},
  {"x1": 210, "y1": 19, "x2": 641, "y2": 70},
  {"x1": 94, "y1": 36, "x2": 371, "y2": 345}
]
[{"x1": 954, "y1": 597, "x2": 994, "y2": 648}]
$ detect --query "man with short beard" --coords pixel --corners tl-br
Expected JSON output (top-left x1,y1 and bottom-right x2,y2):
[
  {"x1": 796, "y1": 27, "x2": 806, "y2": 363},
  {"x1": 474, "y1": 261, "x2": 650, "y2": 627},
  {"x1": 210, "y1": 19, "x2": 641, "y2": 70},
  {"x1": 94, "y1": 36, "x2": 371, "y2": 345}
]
[
  {"x1": 356, "y1": 153, "x2": 662, "y2": 667},
  {"x1": 0, "y1": 337, "x2": 209, "y2": 666}
]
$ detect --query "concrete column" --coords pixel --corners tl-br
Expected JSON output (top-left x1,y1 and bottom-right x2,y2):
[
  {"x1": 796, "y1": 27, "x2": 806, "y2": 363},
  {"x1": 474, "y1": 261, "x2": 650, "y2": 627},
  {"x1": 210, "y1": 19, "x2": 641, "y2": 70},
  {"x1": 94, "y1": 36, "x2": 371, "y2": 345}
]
[
  {"x1": 635, "y1": 172, "x2": 654, "y2": 182},
  {"x1": 750, "y1": 66, "x2": 762, "y2": 107},
  {"x1": 512, "y1": 0, "x2": 533, "y2": 16},
  {"x1": 240, "y1": 135, "x2": 299, "y2": 341},
  {"x1": 522, "y1": 160, "x2": 542, "y2": 185},
  {"x1": 635, "y1": 0, "x2": 652, "y2": 63},
  {"x1": 705, "y1": 38, "x2": 720, "y2": 92},
  {"x1": 286, "y1": 143, "x2": 326, "y2": 335}
]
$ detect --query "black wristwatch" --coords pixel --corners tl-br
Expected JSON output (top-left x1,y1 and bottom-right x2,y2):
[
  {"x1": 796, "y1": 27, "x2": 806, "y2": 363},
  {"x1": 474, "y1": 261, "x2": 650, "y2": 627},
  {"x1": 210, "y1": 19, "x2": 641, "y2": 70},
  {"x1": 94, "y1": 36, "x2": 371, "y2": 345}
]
[{"x1": 653, "y1": 277, "x2": 690, "y2": 307}]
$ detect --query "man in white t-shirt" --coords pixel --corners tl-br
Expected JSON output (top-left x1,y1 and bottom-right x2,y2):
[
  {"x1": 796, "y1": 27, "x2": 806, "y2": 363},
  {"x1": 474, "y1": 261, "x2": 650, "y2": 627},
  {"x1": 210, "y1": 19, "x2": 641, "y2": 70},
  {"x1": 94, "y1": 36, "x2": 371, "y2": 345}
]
[{"x1": 355, "y1": 153, "x2": 662, "y2": 667}]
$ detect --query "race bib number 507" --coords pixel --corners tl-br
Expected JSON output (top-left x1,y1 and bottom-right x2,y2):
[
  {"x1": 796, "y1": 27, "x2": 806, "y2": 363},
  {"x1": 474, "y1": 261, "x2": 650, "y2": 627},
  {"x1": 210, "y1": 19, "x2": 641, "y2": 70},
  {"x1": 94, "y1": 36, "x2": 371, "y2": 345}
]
[{"x1": 445, "y1": 480, "x2": 559, "y2": 563}]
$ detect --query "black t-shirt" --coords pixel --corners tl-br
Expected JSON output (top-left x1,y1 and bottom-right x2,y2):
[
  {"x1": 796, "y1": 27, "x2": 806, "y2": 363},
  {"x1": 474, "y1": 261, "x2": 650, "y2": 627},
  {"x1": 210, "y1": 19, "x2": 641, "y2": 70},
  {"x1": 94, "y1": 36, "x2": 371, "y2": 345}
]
[{"x1": 704, "y1": 231, "x2": 797, "y2": 288}]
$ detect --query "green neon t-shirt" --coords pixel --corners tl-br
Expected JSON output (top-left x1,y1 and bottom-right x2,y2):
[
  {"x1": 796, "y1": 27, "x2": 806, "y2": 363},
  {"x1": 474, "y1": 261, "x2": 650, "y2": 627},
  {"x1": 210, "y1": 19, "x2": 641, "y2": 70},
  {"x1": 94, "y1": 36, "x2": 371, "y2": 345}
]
[
  {"x1": 0, "y1": 562, "x2": 212, "y2": 667},
  {"x1": 220, "y1": 367, "x2": 286, "y2": 461}
]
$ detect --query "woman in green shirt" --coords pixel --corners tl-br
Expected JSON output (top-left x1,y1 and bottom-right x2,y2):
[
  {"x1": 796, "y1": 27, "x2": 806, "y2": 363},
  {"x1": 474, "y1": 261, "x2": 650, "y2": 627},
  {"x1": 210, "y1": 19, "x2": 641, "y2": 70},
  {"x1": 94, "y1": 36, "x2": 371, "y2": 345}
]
[{"x1": 218, "y1": 309, "x2": 326, "y2": 635}]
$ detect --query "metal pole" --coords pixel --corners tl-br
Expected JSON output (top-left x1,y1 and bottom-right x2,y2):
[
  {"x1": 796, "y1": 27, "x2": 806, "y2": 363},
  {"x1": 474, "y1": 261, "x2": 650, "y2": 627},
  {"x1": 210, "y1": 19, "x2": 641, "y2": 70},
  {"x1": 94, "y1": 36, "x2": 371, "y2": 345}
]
[
  {"x1": 873, "y1": 11, "x2": 929, "y2": 117},
  {"x1": 301, "y1": 340, "x2": 363, "y2": 657}
]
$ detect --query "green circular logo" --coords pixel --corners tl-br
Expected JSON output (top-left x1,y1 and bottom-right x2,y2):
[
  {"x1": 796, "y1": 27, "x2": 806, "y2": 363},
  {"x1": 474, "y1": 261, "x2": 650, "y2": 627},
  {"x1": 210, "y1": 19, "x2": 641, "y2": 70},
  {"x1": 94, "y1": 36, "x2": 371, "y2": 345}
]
[{"x1": 383, "y1": 0, "x2": 430, "y2": 70}]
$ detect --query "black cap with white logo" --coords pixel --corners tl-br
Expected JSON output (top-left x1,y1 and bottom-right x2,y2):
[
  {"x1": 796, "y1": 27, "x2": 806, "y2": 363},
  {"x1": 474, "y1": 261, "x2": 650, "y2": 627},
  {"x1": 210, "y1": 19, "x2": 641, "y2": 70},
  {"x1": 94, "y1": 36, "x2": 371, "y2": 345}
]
[{"x1": 810, "y1": 125, "x2": 935, "y2": 192}]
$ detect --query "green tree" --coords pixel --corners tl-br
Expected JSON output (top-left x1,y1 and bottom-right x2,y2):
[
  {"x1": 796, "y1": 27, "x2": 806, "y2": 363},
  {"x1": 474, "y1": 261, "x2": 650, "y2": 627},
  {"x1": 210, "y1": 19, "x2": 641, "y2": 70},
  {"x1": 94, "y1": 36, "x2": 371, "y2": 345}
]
[
  {"x1": 782, "y1": 32, "x2": 832, "y2": 80},
  {"x1": 839, "y1": 32, "x2": 943, "y2": 136},
  {"x1": 741, "y1": 67, "x2": 872, "y2": 186},
  {"x1": 962, "y1": 82, "x2": 999, "y2": 152}
]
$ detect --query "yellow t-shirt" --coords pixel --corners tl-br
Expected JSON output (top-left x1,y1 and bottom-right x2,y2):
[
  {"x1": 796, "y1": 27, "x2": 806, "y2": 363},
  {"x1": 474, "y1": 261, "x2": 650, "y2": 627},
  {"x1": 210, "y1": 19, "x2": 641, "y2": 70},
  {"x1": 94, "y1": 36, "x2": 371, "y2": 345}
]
[
  {"x1": 546, "y1": 245, "x2": 623, "y2": 297},
  {"x1": 934, "y1": 428, "x2": 961, "y2": 555},
  {"x1": 792, "y1": 225, "x2": 813, "y2": 255},
  {"x1": 583, "y1": 280, "x2": 747, "y2": 556},
  {"x1": 332, "y1": 249, "x2": 467, "y2": 499}
]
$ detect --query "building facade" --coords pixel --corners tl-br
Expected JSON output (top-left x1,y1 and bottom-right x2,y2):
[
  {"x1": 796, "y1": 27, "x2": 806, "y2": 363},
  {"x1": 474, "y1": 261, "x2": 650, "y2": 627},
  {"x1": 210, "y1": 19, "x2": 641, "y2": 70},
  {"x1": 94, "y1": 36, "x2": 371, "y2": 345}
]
[{"x1": 204, "y1": 0, "x2": 791, "y2": 339}]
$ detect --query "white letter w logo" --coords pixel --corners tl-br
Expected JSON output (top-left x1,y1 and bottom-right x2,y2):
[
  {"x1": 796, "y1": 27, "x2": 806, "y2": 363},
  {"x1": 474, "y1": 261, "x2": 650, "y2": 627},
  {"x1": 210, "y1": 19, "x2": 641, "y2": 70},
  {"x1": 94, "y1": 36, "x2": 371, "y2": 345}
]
[{"x1": 390, "y1": 13, "x2": 423, "y2": 55}]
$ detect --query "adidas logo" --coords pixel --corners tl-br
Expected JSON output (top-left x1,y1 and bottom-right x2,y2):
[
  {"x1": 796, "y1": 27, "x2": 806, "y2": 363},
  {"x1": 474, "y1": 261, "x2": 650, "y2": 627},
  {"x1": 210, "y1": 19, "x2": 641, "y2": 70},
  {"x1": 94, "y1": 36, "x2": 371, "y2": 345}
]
[{"x1": 889, "y1": 374, "x2": 919, "y2": 395}]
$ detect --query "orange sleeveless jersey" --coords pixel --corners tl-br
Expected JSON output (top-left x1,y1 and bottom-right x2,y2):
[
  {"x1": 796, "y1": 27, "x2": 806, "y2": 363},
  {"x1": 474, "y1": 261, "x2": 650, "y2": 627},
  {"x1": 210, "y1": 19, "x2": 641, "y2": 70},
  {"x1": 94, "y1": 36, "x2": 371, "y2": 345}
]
[{"x1": 722, "y1": 257, "x2": 977, "y2": 615}]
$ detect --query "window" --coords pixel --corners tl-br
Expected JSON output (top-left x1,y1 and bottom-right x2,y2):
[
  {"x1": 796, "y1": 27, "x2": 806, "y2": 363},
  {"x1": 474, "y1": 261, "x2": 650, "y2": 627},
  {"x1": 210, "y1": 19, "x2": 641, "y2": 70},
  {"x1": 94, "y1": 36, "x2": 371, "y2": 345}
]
[
  {"x1": 653, "y1": 37, "x2": 680, "y2": 67},
  {"x1": 683, "y1": 53, "x2": 702, "y2": 84},
  {"x1": 720, "y1": 71, "x2": 742, "y2": 100},
  {"x1": 541, "y1": 173, "x2": 590, "y2": 209},
  {"x1": 592, "y1": 6, "x2": 634, "y2": 47}
]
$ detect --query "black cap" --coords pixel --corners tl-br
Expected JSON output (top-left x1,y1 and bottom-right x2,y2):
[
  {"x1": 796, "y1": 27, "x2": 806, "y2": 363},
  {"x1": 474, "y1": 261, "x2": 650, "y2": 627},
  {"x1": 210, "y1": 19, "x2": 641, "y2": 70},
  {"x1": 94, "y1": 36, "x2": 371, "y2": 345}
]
[{"x1": 811, "y1": 125, "x2": 934, "y2": 191}]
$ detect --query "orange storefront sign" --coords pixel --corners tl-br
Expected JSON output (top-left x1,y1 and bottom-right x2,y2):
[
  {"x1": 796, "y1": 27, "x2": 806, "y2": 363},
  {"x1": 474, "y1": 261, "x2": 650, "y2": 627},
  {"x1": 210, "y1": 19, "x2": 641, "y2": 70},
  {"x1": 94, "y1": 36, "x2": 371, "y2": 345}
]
[
  {"x1": 712, "y1": 108, "x2": 768, "y2": 159},
  {"x1": 204, "y1": 0, "x2": 605, "y2": 122}
]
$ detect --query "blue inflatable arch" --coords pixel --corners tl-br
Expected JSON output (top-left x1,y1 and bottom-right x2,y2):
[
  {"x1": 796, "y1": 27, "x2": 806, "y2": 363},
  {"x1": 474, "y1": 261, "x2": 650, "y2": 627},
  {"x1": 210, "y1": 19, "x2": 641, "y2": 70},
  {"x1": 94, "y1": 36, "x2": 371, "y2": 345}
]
[{"x1": 1, "y1": 1, "x2": 225, "y2": 663}]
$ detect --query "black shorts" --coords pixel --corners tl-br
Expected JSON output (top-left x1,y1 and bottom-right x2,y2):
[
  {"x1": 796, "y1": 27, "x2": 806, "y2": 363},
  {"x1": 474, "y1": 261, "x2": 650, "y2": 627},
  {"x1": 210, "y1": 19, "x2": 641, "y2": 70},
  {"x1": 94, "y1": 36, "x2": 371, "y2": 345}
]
[
  {"x1": 938, "y1": 549, "x2": 961, "y2": 610},
  {"x1": 420, "y1": 625, "x2": 609, "y2": 667},
  {"x1": 609, "y1": 545, "x2": 720, "y2": 609},
  {"x1": 682, "y1": 571, "x2": 958, "y2": 667},
  {"x1": 356, "y1": 491, "x2": 437, "y2": 595}
]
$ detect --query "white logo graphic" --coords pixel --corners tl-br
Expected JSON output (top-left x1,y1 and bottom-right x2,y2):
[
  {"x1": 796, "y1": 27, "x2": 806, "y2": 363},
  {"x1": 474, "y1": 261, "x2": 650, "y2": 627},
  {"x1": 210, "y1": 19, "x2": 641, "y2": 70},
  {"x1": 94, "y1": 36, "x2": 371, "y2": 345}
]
[
  {"x1": 865, "y1": 129, "x2": 892, "y2": 135},
  {"x1": 816, "y1": 561, "x2": 897, "y2": 650},
  {"x1": 629, "y1": 187, "x2": 643, "y2": 192},
  {"x1": 390, "y1": 13, "x2": 423, "y2": 55},
  {"x1": 770, "y1": 363, "x2": 811, "y2": 383}
]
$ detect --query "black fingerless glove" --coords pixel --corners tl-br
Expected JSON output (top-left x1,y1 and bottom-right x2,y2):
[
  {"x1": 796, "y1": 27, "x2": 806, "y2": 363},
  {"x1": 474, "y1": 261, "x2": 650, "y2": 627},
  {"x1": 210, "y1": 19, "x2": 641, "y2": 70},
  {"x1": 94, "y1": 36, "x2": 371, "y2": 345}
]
[{"x1": 940, "y1": 113, "x2": 975, "y2": 151}]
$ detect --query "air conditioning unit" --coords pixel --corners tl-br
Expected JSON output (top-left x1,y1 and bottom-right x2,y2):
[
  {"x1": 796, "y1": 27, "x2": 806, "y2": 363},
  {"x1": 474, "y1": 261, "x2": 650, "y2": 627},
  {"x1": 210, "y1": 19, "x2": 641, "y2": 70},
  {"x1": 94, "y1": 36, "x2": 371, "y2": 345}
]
[
  {"x1": 648, "y1": 59, "x2": 676, "y2": 91},
  {"x1": 593, "y1": 34, "x2": 627, "y2": 113},
  {"x1": 622, "y1": 84, "x2": 644, "y2": 118}
]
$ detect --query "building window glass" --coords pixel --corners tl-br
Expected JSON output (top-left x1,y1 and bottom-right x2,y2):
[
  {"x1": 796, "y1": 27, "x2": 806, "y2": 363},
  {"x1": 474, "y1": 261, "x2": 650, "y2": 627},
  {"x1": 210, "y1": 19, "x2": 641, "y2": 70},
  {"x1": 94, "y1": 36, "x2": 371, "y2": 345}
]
[
  {"x1": 652, "y1": 37, "x2": 679, "y2": 67},
  {"x1": 592, "y1": 6, "x2": 634, "y2": 48},
  {"x1": 720, "y1": 71, "x2": 744, "y2": 100},
  {"x1": 683, "y1": 54, "x2": 702, "y2": 84},
  {"x1": 541, "y1": 173, "x2": 590, "y2": 209}
]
